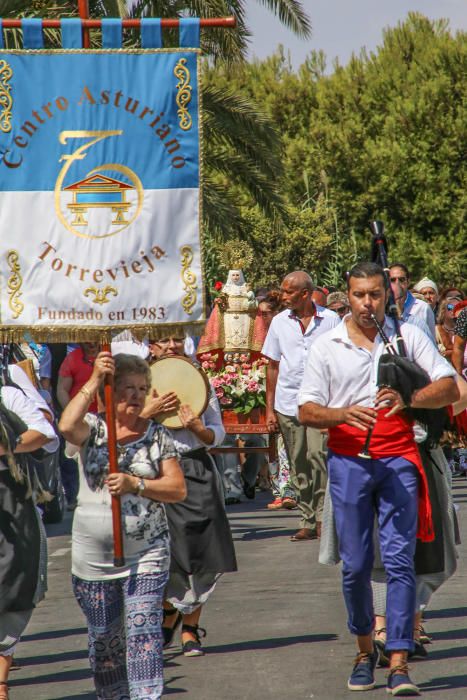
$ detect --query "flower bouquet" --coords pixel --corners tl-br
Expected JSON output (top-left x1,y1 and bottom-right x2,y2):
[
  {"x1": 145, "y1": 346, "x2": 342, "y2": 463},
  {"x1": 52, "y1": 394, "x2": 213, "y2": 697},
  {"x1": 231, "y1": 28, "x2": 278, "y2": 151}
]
[{"x1": 199, "y1": 351, "x2": 267, "y2": 421}]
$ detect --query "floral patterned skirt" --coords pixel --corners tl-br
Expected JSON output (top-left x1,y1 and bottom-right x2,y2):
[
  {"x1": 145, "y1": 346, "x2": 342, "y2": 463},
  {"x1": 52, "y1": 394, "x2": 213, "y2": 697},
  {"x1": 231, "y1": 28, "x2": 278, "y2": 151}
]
[{"x1": 72, "y1": 571, "x2": 168, "y2": 699}]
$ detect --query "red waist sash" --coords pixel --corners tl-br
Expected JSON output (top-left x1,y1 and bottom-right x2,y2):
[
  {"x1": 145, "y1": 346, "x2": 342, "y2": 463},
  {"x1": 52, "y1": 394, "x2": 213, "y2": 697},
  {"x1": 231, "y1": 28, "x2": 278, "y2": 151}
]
[{"x1": 328, "y1": 408, "x2": 434, "y2": 542}]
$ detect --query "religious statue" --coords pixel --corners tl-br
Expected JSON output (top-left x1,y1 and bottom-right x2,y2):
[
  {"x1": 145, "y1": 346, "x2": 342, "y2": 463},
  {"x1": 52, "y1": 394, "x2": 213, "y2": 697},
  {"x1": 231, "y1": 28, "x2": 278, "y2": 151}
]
[{"x1": 196, "y1": 244, "x2": 267, "y2": 366}]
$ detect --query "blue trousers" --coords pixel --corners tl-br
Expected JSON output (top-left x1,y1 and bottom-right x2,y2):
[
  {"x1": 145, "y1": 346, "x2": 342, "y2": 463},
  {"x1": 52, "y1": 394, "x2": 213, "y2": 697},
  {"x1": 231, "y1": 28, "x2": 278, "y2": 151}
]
[{"x1": 328, "y1": 451, "x2": 418, "y2": 652}]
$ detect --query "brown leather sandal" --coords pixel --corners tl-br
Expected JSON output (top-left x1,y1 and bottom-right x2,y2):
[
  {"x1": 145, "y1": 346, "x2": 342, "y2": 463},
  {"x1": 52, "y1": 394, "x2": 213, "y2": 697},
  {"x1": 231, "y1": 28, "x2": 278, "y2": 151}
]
[{"x1": 0, "y1": 681, "x2": 9, "y2": 700}]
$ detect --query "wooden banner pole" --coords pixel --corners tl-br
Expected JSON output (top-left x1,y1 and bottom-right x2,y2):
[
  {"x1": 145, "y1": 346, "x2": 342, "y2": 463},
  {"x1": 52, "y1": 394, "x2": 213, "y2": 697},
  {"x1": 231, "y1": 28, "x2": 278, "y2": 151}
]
[
  {"x1": 77, "y1": 0, "x2": 90, "y2": 48},
  {"x1": 101, "y1": 341, "x2": 125, "y2": 567}
]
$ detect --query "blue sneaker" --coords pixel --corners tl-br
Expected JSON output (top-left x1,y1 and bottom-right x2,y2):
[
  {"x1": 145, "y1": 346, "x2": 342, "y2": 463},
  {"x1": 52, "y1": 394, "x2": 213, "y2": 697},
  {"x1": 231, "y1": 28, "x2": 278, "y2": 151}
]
[
  {"x1": 347, "y1": 649, "x2": 378, "y2": 691},
  {"x1": 386, "y1": 665, "x2": 420, "y2": 696}
]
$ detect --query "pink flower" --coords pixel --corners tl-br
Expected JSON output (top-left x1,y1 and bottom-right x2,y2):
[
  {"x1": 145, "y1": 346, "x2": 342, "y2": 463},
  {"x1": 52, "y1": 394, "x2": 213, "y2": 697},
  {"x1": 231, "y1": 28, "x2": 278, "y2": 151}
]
[
  {"x1": 247, "y1": 381, "x2": 260, "y2": 392},
  {"x1": 224, "y1": 365, "x2": 235, "y2": 373},
  {"x1": 240, "y1": 353, "x2": 249, "y2": 362},
  {"x1": 241, "y1": 363, "x2": 251, "y2": 370},
  {"x1": 208, "y1": 361, "x2": 217, "y2": 370},
  {"x1": 211, "y1": 377, "x2": 222, "y2": 389},
  {"x1": 200, "y1": 353, "x2": 212, "y2": 361},
  {"x1": 220, "y1": 397, "x2": 232, "y2": 405},
  {"x1": 201, "y1": 361, "x2": 210, "y2": 370},
  {"x1": 215, "y1": 388, "x2": 224, "y2": 398}
]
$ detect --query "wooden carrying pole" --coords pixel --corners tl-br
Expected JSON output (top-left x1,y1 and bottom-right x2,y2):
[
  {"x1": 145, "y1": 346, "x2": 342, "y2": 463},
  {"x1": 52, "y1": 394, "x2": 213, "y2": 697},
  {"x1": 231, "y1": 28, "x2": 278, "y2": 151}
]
[{"x1": 101, "y1": 342, "x2": 125, "y2": 567}]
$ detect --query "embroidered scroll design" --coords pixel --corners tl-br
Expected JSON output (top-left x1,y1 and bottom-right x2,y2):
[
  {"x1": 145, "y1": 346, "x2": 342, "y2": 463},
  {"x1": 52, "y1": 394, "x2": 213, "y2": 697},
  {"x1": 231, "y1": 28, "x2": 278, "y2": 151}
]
[
  {"x1": 174, "y1": 58, "x2": 193, "y2": 131},
  {"x1": 180, "y1": 245, "x2": 197, "y2": 315},
  {"x1": 7, "y1": 250, "x2": 24, "y2": 319},
  {"x1": 0, "y1": 60, "x2": 13, "y2": 133}
]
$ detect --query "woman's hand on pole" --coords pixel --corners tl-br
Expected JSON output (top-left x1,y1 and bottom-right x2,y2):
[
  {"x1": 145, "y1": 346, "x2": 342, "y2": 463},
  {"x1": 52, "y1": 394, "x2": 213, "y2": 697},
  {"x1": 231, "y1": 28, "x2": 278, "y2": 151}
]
[
  {"x1": 106, "y1": 472, "x2": 138, "y2": 496},
  {"x1": 92, "y1": 351, "x2": 115, "y2": 384}
]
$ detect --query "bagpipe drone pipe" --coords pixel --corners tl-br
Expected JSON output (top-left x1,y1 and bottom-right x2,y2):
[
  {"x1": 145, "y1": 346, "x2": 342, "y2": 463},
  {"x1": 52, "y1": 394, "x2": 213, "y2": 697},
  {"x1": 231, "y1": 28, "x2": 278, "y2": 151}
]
[{"x1": 369, "y1": 221, "x2": 448, "y2": 448}]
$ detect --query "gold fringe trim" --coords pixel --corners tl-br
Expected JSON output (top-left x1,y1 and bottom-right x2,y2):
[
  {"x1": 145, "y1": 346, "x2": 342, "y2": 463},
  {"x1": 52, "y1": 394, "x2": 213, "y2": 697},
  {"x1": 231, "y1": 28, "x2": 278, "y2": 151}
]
[{"x1": 0, "y1": 321, "x2": 206, "y2": 344}]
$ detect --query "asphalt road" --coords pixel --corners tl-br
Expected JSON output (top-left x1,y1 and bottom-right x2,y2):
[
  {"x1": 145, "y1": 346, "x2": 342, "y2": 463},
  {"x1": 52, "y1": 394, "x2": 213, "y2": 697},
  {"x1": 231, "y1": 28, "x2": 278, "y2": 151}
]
[{"x1": 8, "y1": 476, "x2": 467, "y2": 699}]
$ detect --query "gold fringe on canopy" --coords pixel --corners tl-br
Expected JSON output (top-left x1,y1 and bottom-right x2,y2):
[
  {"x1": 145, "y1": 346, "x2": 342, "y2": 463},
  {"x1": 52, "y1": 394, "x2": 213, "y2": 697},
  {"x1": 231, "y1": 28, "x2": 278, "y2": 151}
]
[{"x1": 0, "y1": 321, "x2": 206, "y2": 344}]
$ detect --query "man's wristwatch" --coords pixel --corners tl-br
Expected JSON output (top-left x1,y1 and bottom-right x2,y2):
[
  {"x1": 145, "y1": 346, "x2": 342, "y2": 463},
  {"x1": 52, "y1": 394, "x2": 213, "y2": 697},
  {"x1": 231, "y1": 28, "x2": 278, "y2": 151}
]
[{"x1": 135, "y1": 477, "x2": 145, "y2": 496}]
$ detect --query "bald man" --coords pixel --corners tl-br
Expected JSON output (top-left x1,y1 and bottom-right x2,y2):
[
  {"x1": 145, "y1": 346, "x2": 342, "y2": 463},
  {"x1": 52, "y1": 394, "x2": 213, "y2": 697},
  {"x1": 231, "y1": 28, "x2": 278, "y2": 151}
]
[{"x1": 262, "y1": 271, "x2": 340, "y2": 540}]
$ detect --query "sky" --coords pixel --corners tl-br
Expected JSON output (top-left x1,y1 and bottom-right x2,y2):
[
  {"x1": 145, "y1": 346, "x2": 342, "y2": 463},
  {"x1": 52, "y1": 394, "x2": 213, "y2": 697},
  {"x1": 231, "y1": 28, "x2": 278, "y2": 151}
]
[{"x1": 245, "y1": 0, "x2": 467, "y2": 69}]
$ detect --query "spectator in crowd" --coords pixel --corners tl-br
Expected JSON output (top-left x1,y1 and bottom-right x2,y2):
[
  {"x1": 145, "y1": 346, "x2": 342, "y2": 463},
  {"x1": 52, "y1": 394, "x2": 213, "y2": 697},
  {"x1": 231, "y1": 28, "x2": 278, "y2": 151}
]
[
  {"x1": 262, "y1": 271, "x2": 339, "y2": 540},
  {"x1": 452, "y1": 302, "x2": 467, "y2": 376},
  {"x1": 19, "y1": 342, "x2": 53, "y2": 397},
  {"x1": 57, "y1": 342, "x2": 100, "y2": 413},
  {"x1": 436, "y1": 299, "x2": 458, "y2": 362},
  {"x1": 388, "y1": 263, "x2": 436, "y2": 341},
  {"x1": 326, "y1": 291, "x2": 350, "y2": 319},
  {"x1": 312, "y1": 285, "x2": 328, "y2": 307},
  {"x1": 413, "y1": 277, "x2": 439, "y2": 315},
  {"x1": 59, "y1": 352, "x2": 185, "y2": 699}
]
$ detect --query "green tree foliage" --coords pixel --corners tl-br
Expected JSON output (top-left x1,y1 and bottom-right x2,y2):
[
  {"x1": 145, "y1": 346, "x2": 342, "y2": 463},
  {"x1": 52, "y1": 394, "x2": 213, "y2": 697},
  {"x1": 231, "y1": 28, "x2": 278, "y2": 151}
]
[{"x1": 208, "y1": 13, "x2": 466, "y2": 287}]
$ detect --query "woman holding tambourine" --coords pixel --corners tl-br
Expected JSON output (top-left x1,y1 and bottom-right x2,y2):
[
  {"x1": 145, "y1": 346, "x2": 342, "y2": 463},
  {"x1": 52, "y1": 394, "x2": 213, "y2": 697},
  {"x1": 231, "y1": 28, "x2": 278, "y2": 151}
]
[{"x1": 142, "y1": 336, "x2": 237, "y2": 656}]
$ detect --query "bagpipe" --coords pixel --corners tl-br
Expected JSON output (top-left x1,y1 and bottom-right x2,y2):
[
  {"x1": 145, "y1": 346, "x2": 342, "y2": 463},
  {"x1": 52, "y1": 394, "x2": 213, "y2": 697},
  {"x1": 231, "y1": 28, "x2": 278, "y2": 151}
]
[
  {"x1": 359, "y1": 222, "x2": 448, "y2": 458},
  {"x1": 0, "y1": 343, "x2": 55, "y2": 501}
]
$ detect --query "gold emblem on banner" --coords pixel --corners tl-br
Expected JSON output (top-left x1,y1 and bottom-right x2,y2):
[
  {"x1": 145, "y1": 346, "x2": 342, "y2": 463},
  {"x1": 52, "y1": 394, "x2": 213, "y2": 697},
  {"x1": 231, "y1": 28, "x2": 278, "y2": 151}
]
[
  {"x1": 174, "y1": 58, "x2": 193, "y2": 131},
  {"x1": 0, "y1": 60, "x2": 13, "y2": 133},
  {"x1": 84, "y1": 286, "x2": 118, "y2": 305},
  {"x1": 180, "y1": 245, "x2": 197, "y2": 315},
  {"x1": 6, "y1": 250, "x2": 24, "y2": 319},
  {"x1": 55, "y1": 131, "x2": 143, "y2": 239}
]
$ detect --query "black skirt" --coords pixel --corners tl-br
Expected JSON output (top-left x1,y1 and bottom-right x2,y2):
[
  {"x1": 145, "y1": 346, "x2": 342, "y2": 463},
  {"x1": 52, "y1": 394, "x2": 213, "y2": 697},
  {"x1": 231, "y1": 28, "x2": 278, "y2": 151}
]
[
  {"x1": 165, "y1": 449, "x2": 237, "y2": 576},
  {"x1": 0, "y1": 469, "x2": 40, "y2": 613}
]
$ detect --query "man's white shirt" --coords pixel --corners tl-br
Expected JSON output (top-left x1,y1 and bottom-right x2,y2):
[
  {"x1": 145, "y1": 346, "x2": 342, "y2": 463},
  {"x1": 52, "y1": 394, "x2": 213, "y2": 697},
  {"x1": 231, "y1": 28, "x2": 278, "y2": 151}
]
[
  {"x1": 262, "y1": 306, "x2": 340, "y2": 415},
  {"x1": 297, "y1": 315, "x2": 456, "y2": 410},
  {"x1": 402, "y1": 292, "x2": 436, "y2": 342},
  {"x1": 0, "y1": 385, "x2": 58, "y2": 453}
]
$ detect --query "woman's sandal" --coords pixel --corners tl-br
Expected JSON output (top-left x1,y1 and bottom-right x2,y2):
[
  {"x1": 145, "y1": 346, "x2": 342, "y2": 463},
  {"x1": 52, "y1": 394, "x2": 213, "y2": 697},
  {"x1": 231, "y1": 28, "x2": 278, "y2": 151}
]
[
  {"x1": 374, "y1": 627, "x2": 390, "y2": 668},
  {"x1": 162, "y1": 607, "x2": 182, "y2": 649},
  {"x1": 181, "y1": 623, "x2": 206, "y2": 657},
  {"x1": 0, "y1": 681, "x2": 9, "y2": 700}
]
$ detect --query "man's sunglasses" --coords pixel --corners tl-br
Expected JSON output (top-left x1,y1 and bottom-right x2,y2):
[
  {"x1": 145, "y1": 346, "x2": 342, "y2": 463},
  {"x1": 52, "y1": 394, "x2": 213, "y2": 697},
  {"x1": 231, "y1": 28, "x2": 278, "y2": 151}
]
[{"x1": 390, "y1": 276, "x2": 407, "y2": 283}]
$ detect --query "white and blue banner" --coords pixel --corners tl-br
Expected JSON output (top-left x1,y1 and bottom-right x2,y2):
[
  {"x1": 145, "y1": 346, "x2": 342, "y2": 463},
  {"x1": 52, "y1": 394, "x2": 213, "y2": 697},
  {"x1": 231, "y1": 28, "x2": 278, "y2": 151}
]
[{"x1": 0, "y1": 18, "x2": 204, "y2": 341}]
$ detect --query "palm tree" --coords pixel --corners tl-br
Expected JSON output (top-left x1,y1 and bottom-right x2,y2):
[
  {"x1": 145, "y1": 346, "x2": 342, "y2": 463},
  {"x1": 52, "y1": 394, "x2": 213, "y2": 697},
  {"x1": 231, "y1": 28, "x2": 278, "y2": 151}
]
[{"x1": 1, "y1": 1, "x2": 311, "y2": 239}]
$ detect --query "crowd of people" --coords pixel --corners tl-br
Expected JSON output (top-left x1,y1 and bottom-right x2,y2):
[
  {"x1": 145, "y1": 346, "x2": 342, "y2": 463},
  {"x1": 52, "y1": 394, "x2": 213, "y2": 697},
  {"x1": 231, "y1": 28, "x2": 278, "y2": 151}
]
[{"x1": 0, "y1": 260, "x2": 466, "y2": 699}]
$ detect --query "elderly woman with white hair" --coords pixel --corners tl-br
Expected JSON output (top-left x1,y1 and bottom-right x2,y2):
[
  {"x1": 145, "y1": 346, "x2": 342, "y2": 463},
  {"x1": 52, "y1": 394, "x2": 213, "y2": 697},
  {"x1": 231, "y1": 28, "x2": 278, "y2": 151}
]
[{"x1": 59, "y1": 352, "x2": 186, "y2": 699}]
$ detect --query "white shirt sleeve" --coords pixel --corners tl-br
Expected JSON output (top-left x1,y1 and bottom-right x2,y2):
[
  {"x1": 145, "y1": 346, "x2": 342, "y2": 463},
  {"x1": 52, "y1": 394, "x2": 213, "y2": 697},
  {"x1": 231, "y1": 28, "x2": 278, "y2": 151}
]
[
  {"x1": 404, "y1": 325, "x2": 457, "y2": 382},
  {"x1": 202, "y1": 387, "x2": 226, "y2": 447},
  {"x1": 261, "y1": 319, "x2": 281, "y2": 361},
  {"x1": 297, "y1": 339, "x2": 331, "y2": 407},
  {"x1": 1, "y1": 386, "x2": 59, "y2": 452}
]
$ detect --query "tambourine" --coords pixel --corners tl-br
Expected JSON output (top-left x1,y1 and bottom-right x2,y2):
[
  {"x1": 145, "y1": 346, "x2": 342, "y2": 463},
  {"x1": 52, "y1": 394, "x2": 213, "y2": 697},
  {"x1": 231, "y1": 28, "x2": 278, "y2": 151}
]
[{"x1": 148, "y1": 356, "x2": 210, "y2": 429}]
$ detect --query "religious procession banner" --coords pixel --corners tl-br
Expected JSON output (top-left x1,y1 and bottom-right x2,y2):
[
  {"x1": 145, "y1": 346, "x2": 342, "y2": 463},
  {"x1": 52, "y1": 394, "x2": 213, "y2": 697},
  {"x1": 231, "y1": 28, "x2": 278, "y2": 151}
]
[{"x1": 0, "y1": 20, "x2": 204, "y2": 341}]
